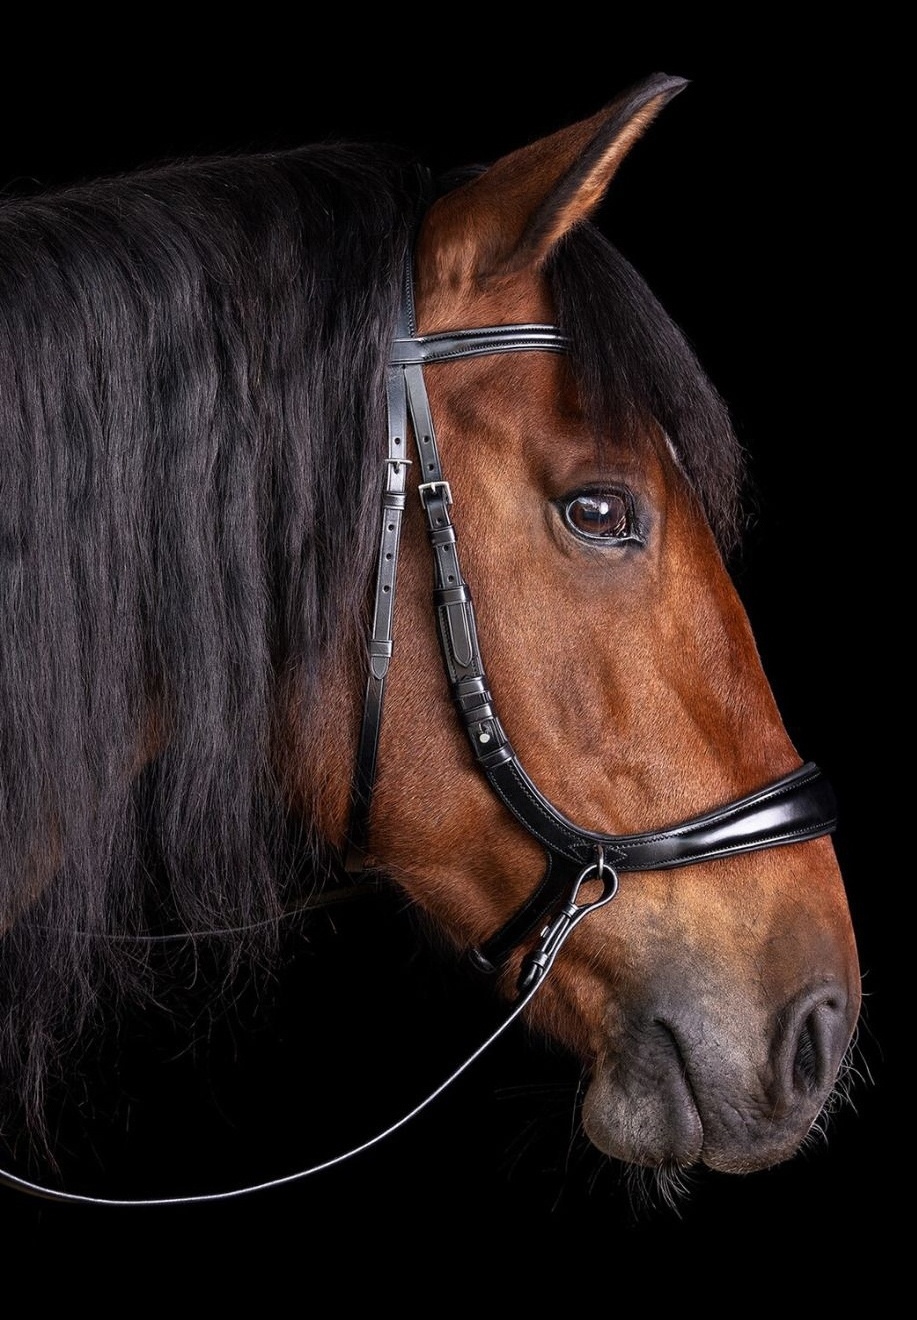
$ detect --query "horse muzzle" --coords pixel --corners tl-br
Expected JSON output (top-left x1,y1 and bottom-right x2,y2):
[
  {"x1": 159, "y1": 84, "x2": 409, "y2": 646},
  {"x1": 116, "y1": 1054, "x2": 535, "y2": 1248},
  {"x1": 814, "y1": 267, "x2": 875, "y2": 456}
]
[{"x1": 581, "y1": 973, "x2": 858, "y2": 1172}]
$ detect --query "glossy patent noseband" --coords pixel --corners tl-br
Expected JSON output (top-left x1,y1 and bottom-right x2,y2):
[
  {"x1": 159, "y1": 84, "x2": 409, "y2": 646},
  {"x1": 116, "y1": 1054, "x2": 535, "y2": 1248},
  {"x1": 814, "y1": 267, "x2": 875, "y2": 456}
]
[
  {"x1": 0, "y1": 255, "x2": 837, "y2": 1207},
  {"x1": 344, "y1": 259, "x2": 837, "y2": 992}
]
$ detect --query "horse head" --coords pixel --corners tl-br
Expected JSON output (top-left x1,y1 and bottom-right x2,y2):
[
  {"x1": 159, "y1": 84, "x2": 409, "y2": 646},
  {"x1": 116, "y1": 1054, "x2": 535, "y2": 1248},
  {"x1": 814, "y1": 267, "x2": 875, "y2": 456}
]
[{"x1": 296, "y1": 73, "x2": 861, "y2": 1175}]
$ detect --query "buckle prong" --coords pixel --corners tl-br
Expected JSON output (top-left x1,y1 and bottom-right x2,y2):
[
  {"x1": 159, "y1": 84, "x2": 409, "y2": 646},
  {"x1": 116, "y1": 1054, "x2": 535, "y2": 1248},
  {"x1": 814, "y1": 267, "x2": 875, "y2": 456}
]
[{"x1": 418, "y1": 480, "x2": 452, "y2": 507}]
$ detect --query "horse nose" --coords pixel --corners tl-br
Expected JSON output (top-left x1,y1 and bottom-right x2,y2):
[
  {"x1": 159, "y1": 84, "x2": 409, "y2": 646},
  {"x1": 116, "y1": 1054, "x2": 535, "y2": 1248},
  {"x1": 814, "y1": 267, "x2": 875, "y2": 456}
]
[
  {"x1": 777, "y1": 980, "x2": 855, "y2": 1104},
  {"x1": 581, "y1": 969, "x2": 860, "y2": 1172}
]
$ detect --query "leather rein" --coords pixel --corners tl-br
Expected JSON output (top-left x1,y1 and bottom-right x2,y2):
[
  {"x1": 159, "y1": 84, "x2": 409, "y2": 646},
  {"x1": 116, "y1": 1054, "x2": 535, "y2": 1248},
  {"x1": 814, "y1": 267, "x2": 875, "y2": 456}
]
[{"x1": 0, "y1": 259, "x2": 837, "y2": 1207}]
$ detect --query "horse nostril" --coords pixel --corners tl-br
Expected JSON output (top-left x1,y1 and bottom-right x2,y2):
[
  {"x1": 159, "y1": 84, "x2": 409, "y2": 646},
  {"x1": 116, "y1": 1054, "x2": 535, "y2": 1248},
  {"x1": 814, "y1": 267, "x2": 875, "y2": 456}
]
[
  {"x1": 792, "y1": 1013, "x2": 821, "y2": 1090},
  {"x1": 789, "y1": 993, "x2": 846, "y2": 1095}
]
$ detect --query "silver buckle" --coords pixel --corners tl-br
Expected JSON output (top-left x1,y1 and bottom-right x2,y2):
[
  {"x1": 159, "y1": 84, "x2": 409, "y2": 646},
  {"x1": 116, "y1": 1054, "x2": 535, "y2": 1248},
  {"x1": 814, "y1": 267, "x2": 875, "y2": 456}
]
[{"x1": 418, "y1": 480, "x2": 452, "y2": 507}]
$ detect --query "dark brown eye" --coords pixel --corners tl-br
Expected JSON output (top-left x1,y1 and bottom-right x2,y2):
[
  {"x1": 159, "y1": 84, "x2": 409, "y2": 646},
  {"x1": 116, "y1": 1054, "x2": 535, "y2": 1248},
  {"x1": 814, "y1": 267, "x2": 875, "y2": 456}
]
[{"x1": 563, "y1": 491, "x2": 631, "y2": 541}]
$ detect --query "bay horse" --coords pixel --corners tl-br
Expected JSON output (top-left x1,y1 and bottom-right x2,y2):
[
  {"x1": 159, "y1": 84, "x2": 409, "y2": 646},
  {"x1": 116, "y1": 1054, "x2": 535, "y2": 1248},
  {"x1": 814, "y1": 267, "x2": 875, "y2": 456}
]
[{"x1": 0, "y1": 72, "x2": 860, "y2": 1204}]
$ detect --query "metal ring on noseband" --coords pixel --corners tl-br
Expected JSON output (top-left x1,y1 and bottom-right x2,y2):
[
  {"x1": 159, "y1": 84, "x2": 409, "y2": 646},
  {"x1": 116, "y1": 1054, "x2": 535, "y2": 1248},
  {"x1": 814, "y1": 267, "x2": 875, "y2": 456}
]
[{"x1": 517, "y1": 846, "x2": 620, "y2": 994}]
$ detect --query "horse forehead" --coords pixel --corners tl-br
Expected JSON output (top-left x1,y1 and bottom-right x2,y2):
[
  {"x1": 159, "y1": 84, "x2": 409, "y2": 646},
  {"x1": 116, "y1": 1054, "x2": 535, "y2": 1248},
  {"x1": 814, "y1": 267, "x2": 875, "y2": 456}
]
[
  {"x1": 424, "y1": 351, "x2": 668, "y2": 489},
  {"x1": 428, "y1": 348, "x2": 578, "y2": 419},
  {"x1": 415, "y1": 251, "x2": 555, "y2": 334}
]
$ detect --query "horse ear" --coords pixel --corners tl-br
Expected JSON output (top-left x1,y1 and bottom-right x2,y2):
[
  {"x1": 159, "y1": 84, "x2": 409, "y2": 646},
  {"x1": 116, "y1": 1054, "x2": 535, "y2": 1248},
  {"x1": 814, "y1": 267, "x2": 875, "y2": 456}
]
[{"x1": 420, "y1": 72, "x2": 688, "y2": 288}]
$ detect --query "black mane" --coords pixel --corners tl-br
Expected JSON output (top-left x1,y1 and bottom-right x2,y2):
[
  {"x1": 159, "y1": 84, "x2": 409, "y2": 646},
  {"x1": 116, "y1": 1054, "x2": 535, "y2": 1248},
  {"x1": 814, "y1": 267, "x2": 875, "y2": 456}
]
[{"x1": 0, "y1": 143, "x2": 743, "y2": 1141}]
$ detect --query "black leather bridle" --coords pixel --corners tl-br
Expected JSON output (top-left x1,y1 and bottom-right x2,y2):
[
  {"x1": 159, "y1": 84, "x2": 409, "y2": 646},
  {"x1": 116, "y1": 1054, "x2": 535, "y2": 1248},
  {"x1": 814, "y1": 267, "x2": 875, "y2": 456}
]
[
  {"x1": 0, "y1": 257, "x2": 837, "y2": 1207},
  {"x1": 344, "y1": 259, "x2": 837, "y2": 994}
]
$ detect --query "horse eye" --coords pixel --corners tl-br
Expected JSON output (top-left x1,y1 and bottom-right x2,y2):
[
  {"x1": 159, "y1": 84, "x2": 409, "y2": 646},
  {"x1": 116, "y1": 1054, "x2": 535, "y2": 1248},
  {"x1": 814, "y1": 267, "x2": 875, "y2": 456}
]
[{"x1": 563, "y1": 491, "x2": 631, "y2": 541}]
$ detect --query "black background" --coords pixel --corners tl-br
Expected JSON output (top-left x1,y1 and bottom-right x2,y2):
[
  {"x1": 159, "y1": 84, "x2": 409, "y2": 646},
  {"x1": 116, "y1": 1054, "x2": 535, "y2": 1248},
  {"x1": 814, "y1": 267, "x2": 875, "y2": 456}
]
[{"x1": 0, "y1": 28, "x2": 897, "y2": 1298}]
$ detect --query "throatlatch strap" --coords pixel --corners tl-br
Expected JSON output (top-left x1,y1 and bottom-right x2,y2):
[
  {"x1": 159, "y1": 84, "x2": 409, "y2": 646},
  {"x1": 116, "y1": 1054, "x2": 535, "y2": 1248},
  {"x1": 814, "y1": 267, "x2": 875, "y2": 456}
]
[{"x1": 343, "y1": 360, "x2": 412, "y2": 872}]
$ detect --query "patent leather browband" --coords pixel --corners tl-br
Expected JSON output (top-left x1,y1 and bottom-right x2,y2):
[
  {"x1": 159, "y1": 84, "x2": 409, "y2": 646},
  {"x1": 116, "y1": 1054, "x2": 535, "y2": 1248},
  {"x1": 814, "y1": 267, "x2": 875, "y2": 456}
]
[{"x1": 344, "y1": 259, "x2": 838, "y2": 978}]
